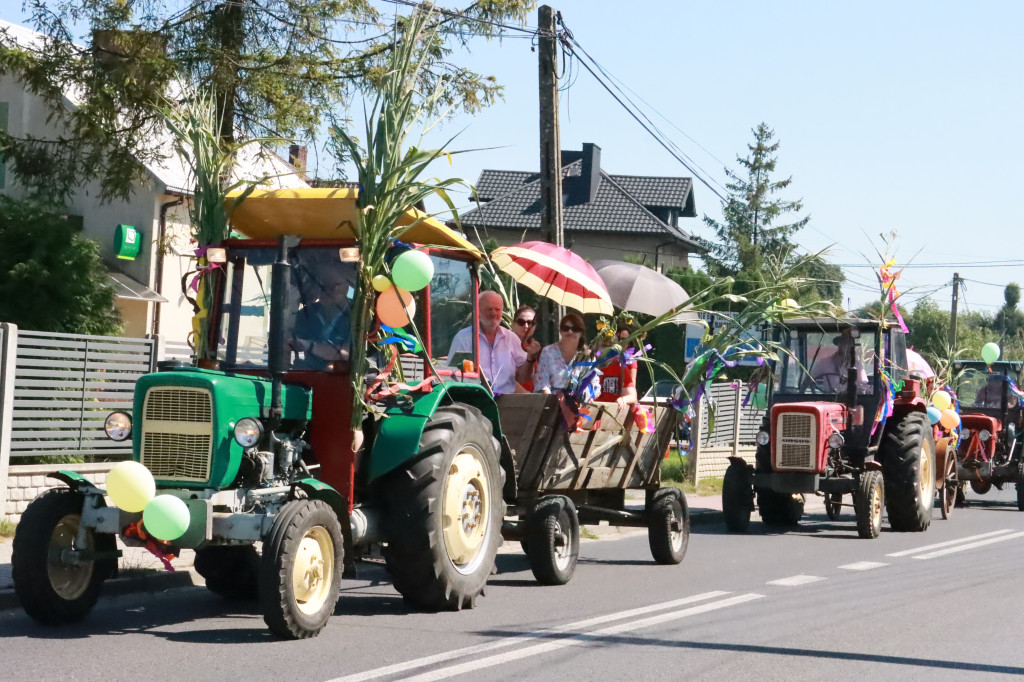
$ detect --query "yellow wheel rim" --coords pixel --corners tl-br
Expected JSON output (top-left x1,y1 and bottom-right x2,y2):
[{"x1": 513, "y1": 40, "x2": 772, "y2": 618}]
[
  {"x1": 441, "y1": 447, "x2": 490, "y2": 575},
  {"x1": 871, "y1": 480, "x2": 883, "y2": 528},
  {"x1": 48, "y1": 514, "x2": 94, "y2": 601},
  {"x1": 291, "y1": 526, "x2": 334, "y2": 616},
  {"x1": 919, "y1": 444, "x2": 932, "y2": 499}
]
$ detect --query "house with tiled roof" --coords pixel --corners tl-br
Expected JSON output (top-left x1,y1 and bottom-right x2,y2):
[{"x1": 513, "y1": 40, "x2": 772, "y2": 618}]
[{"x1": 461, "y1": 143, "x2": 700, "y2": 270}]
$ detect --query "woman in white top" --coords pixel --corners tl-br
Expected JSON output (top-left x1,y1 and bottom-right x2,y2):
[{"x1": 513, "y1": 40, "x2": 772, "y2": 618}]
[{"x1": 534, "y1": 313, "x2": 585, "y2": 393}]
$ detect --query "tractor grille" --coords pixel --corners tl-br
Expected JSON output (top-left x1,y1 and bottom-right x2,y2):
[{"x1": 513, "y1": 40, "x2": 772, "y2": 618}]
[
  {"x1": 139, "y1": 387, "x2": 213, "y2": 482},
  {"x1": 775, "y1": 412, "x2": 816, "y2": 471}
]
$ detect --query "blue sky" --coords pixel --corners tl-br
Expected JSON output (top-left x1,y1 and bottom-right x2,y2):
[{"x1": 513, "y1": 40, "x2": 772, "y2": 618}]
[{"x1": 3, "y1": 0, "x2": 1022, "y2": 314}]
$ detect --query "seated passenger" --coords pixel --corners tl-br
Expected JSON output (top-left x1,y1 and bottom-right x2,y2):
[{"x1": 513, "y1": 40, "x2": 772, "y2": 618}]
[
  {"x1": 534, "y1": 313, "x2": 585, "y2": 393},
  {"x1": 594, "y1": 325, "x2": 639, "y2": 409},
  {"x1": 975, "y1": 374, "x2": 1008, "y2": 408},
  {"x1": 446, "y1": 291, "x2": 528, "y2": 394}
]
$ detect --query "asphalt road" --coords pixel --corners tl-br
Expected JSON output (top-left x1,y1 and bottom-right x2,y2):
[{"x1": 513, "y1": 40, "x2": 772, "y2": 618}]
[{"x1": 3, "y1": 488, "x2": 1024, "y2": 681}]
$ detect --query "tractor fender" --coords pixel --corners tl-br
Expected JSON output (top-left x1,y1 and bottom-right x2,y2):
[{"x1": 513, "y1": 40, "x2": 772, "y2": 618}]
[
  {"x1": 367, "y1": 381, "x2": 505, "y2": 484},
  {"x1": 47, "y1": 470, "x2": 96, "y2": 492},
  {"x1": 293, "y1": 478, "x2": 354, "y2": 568}
]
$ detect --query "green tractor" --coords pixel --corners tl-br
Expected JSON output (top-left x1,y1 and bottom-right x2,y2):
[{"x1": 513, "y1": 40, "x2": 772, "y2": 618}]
[{"x1": 14, "y1": 189, "x2": 689, "y2": 639}]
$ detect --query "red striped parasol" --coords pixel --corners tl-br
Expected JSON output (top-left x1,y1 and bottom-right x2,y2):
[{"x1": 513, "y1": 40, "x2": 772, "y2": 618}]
[{"x1": 490, "y1": 241, "x2": 614, "y2": 315}]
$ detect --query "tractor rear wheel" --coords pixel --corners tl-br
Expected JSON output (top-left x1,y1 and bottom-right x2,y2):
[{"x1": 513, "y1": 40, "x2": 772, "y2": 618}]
[
  {"x1": 381, "y1": 404, "x2": 505, "y2": 610},
  {"x1": 647, "y1": 487, "x2": 689, "y2": 564},
  {"x1": 881, "y1": 412, "x2": 936, "y2": 532},
  {"x1": 855, "y1": 471, "x2": 884, "y2": 539},
  {"x1": 13, "y1": 488, "x2": 116, "y2": 625},
  {"x1": 757, "y1": 489, "x2": 804, "y2": 526},
  {"x1": 524, "y1": 495, "x2": 579, "y2": 585},
  {"x1": 195, "y1": 545, "x2": 260, "y2": 600},
  {"x1": 722, "y1": 462, "x2": 754, "y2": 532}
]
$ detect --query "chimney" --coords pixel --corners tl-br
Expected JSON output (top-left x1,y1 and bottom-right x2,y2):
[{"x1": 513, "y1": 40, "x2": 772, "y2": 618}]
[
  {"x1": 288, "y1": 144, "x2": 308, "y2": 179},
  {"x1": 581, "y1": 142, "x2": 601, "y2": 203}
]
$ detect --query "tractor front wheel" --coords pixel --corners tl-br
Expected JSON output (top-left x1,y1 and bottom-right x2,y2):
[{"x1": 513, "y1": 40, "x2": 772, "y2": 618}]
[
  {"x1": 259, "y1": 499, "x2": 343, "y2": 639},
  {"x1": 970, "y1": 480, "x2": 992, "y2": 496},
  {"x1": 381, "y1": 404, "x2": 505, "y2": 610},
  {"x1": 757, "y1": 489, "x2": 804, "y2": 526},
  {"x1": 881, "y1": 412, "x2": 936, "y2": 532},
  {"x1": 524, "y1": 495, "x2": 579, "y2": 585},
  {"x1": 13, "y1": 488, "x2": 116, "y2": 625},
  {"x1": 855, "y1": 471, "x2": 884, "y2": 539},
  {"x1": 722, "y1": 462, "x2": 754, "y2": 532},
  {"x1": 195, "y1": 545, "x2": 260, "y2": 600},
  {"x1": 825, "y1": 493, "x2": 843, "y2": 521}
]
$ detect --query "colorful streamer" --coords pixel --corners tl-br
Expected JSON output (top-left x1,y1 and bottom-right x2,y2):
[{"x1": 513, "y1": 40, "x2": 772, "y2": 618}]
[{"x1": 879, "y1": 259, "x2": 909, "y2": 333}]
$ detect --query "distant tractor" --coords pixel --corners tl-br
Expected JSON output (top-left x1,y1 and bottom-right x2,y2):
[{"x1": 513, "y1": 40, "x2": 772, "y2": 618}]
[
  {"x1": 951, "y1": 360, "x2": 1024, "y2": 510},
  {"x1": 722, "y1": 318, "x2": 945, "y2": 539}
]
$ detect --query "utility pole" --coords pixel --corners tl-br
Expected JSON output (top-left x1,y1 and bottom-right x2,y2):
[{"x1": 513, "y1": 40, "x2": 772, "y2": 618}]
[
  {"x1": 537, "y1": 4, "x2": 563, "y2": 337},
  {"x1": 949, "y1": 272, "x2": 960, "y2": 350}
]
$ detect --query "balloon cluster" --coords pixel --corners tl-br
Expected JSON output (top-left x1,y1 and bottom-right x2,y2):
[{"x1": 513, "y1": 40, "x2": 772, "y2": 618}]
[
  {"x1": 927, "y1": 390, "x2": 960, "y2": 430},
  {"x1": 374, "y1": 249, "x2": 433, "y2": 329},
  {"x1": 106, "y1": 461, "x2": 190, "y2": 542}
]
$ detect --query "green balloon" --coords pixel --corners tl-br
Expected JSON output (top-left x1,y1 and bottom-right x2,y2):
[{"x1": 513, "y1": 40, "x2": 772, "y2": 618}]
[
  {"x1": 143, "y1": 494, "x2": 191, "y2": 541},
  {"x1": 982, "y1": 342, "x2": 1001, "y2": 365},
  {"x1": 391, "y1": 250, "x2": 434, "y2": 292}
]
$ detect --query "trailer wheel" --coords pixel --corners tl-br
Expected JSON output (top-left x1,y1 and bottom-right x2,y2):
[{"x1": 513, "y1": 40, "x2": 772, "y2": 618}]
[
  {"x1": 722, "y1": 462, "x2": 754, "y2": 532},
  {"x1": 381, "y1": 404, "x2": 505, "y2": 610},
  {"x1": 825, "y1": 493, "x2": 842, "y2": 521},
  {"x1": 970, "y1": 480, "x2": 992, "y2": 496},
  {"x1": 195, "y1": 545, "x2": 259, "y2": 600},
  {"x1": 647, "y1": 487, "x2": 689, "y2": 564},
  {"x1": 757, "y1": 489, "x2": 804, "y2": 526},
  {"x1": 259, "y1": 499, "x2": 343, "y2": 639},
  {"x1": 855, "y1": 471, "x2": 884, "y2": 539},
  {"x1": 881, "y1": 411, "x2": 935, "y2": 532},
  {"x1": 524, "y1": 496, "x2": 579, "y2": 585},
  {"x1": 13, "y1": 488, "x2": 116, "y2": 625},
  {"x1": 939, "y1": 451, "x2": 958, "y2": 520}
]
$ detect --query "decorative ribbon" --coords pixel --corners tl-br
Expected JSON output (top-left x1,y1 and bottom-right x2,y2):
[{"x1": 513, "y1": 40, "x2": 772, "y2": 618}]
[
  {"x1": 122, "y1": 520, "x2": 176, "y2": 572},
  {"x1": 871, "y1": 365, "x2": 903, "y2": 435},
  {"x1": 188, "y1": 248, "x2": 221, "y2": 293},
  {"x1": 378, "y1": 324, "x2": 423, "y2": 353},
  {"x1": 880, "y1": 259, "x2": 909, "y2": 333},
  {"x1": 670, "y1": 347, "x2": 765, "y2": 413}
]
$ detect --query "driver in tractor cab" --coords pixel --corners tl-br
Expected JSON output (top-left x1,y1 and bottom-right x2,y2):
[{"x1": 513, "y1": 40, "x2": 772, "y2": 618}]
[
  {"x1": 974, "y1": 373, "x2": 1016, "y2": 409},
  {"x1": 290, "y1": 265, "x2": 354, "y2": 369},
  {"x1": 811, "y1": 330, "x2": 868, "y2": 393}
]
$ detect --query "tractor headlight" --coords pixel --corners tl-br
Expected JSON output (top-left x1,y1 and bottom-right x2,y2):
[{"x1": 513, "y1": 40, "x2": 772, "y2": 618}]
[
  {"x1": 233, "y1": 418, "x2": 264, "y2": 448},
  {"x1": 960, "y1": 428, "x2": 971, "y2": 442},
  {"x1": 979, "y1": 429, "x2": 992, "y2": 442},
  {"x1": 756, "y1": 430, "x2": 770, "y2": 446},
  {"x1": 828, "y1": 432, "x2": 845, "y2": 449},
  {"x1": 103, "y1": 412, "x2": 132, "y2": 441}
]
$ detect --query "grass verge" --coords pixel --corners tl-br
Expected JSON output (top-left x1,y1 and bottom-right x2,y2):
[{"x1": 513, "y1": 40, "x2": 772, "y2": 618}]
[{"x1": 0, "y1": 518, "x2": 15, "y2": 539}]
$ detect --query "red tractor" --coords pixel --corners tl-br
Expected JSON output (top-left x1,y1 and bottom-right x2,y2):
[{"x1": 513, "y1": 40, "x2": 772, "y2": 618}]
[
  {"x1": 722, "y1": 318, "x2": 945, "y2": 538},
  {"x1": 951, "y1": 360, "x2": 1024, "y2": 510}
]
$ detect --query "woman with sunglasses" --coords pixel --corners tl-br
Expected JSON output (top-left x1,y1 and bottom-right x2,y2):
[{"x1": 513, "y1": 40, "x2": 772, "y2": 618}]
[
  {"x1": 534, "y1": 313, "x2": 586, "y2": 393},
  {"x1": 512, "y1": 305, "x2": 542, "y2": 392}
]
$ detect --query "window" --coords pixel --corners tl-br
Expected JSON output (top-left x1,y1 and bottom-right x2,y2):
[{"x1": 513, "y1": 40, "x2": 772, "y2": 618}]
[{"x1": 0, "y1": 101, "x2": 8, "y2": 190}]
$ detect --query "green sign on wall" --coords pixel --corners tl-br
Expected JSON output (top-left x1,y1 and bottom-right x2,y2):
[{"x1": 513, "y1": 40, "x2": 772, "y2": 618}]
[{"x1": 114, "y1": 224, "x2": 141, "y2": 260}]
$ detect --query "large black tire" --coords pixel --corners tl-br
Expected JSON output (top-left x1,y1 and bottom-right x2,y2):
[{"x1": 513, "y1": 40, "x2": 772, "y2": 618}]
[
  {"x1": 380, "y1": 404, "x2": 505, "y2": 610},
  {"x1": 13, "y1": 488, "x2": 116, "y2": 625},
  {"x1": 722, "y1": 462, "x2": 754, "y2": 532},
  {"x1": 647, "y1": 487, "x2": 689, "y2": 564},
  {"x1": 757, "y1": 489, "x2": 804, "y2": 526},
  {"x1": 825, "y1": 493, "x2": 842, "y2": 521},
  {"x1": 1016, "y1": 462, "x2": 1024, "y2": 511},
  {"x1": 195, "y1": 545, "x2": 260, "y2": 600},
  {"x1": 854, "y1": 471, "x2": 884, "y2": 539},
  {"x1": 524, "y1": 496, "x2": 579, "y2": 585},
  {"x1": 881, "y1": 412, "x2": 936, "y2": 532},
  {"x1": 258, "y1": 499, "x2": 344, "y2": 639}
]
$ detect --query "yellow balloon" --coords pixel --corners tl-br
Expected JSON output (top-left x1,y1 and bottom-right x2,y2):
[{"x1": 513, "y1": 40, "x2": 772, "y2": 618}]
[
  {"x1": 931, "y1": 390, "x2": 952, "y2": 411},
  {"x1": 106, "y1": 460, "x2": 156, "y2": 513},
  {"x1": 371, "y1": 275, "x2": 391, "y2": 293},
  {"x1": 939, "y1": 409, "x2": 960, "y2": 430}
]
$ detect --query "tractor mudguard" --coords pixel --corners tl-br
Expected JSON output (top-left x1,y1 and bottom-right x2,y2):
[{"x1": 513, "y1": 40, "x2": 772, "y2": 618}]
[
  {"x1": 47, "y1": 470, "x2": 95, "y2": 492},
  {"x1": 367, "y1": 381, "x2": 502, "y2": 483},
  {"x1": 293, "y1": 478, "x2": 348, "y2": 520}
]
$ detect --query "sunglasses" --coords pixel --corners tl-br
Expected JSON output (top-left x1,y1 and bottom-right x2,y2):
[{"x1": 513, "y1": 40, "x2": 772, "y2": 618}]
[
  {"x1": 560, "y1": 325, "x2": 582, "y2": 334},
  {"x1": 515, "y1": 318, "x2": 536, "y2": 327}
]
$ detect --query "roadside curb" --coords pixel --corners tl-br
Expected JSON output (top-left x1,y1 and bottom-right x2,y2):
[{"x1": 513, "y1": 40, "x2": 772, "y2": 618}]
[{"x1": 0, "y1": 569, "x2": 197, "y2": 613}]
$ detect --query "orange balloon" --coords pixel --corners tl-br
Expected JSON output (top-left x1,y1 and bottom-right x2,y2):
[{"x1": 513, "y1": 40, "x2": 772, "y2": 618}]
[
  {"x1": 376, "y1": 286, "x2": 416, "y2": 328},
  {"x1": 939, "y1": 409, "x2": 960, "y2": 430}
]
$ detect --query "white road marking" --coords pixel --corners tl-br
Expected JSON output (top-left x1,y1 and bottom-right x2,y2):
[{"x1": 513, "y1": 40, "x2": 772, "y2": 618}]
[
  {"x1": 766, "y1": 574, "x2": 824, "y2": 586},
  {"x1": 330, "y1": 591, "x2": 730, "y2": 682},
  {"x1": 885, "y1": 529, "x2": 1014, "y2": 557},
  {"x1": 839, "y1": 561, "x2": 888, "y2": 571},
  {"x1": 401, "y1": 593, "x2": 765, "y2": 682},
  {"x1": 911, "y1": 530, "x2": 1024, "y2": 560}
]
